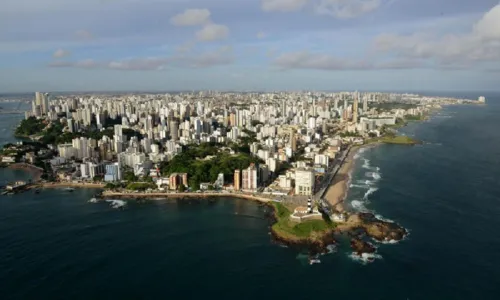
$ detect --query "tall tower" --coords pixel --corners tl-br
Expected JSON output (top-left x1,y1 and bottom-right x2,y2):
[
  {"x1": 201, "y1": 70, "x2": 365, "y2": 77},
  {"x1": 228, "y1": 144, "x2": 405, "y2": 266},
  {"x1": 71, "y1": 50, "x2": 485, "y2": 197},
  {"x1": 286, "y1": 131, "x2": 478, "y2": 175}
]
[
  {"x1": 42, "y1": 93, "x2": 50, "y2": 115},
  {"x1": 363, "y1": 94, "x2": 368, "y2": 112},
  {"x1": 290, "y1": 131, "x2": 297, "y2": 152},
  {"x1": 170, "y1": 120, "x2": 179, "y2": 141},
  {"x1": 353, "y1": 92, "x2": 359, "y2": 123},
  {"x1": 234, "y1": 169, "x2": 241, "y2": 191}
]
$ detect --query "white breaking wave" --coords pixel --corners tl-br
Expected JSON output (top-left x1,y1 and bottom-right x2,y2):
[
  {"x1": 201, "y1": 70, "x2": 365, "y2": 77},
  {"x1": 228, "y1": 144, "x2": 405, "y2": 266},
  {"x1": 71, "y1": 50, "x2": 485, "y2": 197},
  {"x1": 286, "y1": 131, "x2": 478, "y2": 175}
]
[
  {"x1": 378, "y1": 239, "x2": 399, "y2": 245},
  {"x1": 326, "y1": 244, "x2": 337, "y2": 254},
  {"x1": 375, "y1": 214, "x2": 394, "y2": 223},
  {"x1": 348, "y1": 252, "x2": 382, "y2": 264},
  {"x1": 350, "y1": 184, "x2": 370, "y2": 189},
  {"x1": 362, "y1": 158, "x2": 371, "y2": 169},
  {"x1": 354, "y1": 147, "x2": 368, "y2": 159},
  {"x1": 351, "y1": 200, "x2": 370, "y2": 212},
  {"x1": 106, "y1": 200, "x2": 127, "y2": 209},
  {"x1": 363, "y1": 187, "x2": 378, "y2": 200}
]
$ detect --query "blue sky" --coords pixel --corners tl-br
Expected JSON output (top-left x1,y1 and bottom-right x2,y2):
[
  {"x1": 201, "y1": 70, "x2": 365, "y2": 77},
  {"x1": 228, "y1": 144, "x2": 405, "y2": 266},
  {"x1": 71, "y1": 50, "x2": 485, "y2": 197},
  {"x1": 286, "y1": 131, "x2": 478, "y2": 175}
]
[{"x1": 1, "y1": 0, "x2": 500, "y2": 92}]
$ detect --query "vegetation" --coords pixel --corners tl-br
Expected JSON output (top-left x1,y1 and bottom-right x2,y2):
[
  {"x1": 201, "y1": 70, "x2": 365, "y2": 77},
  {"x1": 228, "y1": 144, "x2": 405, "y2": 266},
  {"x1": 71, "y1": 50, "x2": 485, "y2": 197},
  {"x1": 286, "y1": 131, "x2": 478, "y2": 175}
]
[
  {"x1": 373, "y1": 102, "x2": 418, "y2": 112},
  {"x1": 159, "y1": 143, "x2": 262, "y2": 189},
  {"x1": 15, "y1": 117, "x2": 46, "y2": 137},
  {"x1": 270, "y1": 203, "x2": 336, "y2": 240},
  {"x1": 404, "y1": 114, "x2": 426, "y2": 121},
  {"x1": 125, "y1": 182, "x2": 156, "y2": 191},
  {"x1": 379, "y1": 135, "x2": 421, "y2": 145}
]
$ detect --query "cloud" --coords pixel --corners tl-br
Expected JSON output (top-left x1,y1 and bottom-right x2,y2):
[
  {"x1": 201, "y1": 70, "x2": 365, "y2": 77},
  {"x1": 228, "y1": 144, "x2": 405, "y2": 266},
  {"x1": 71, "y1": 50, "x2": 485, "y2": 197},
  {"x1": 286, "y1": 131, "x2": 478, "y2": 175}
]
[
  {"x1": 49, "y1": 59, "x2": 100, "y2": 69},
  {"x1": 183, "y1": 46, "x2": 234, "y2": 67},
  {"x1": 170, "y1": 8, "x2": 211, "y2": 26},
  {"x1": 257, "y1": 31, "x2": 268, "y2": 39},
  {"x1": 261, "y1": 0, "x2": 384, "y2": 18},
  {"x1": 273, "y1": 51, "x2": 372, "y2": 70},
  {"x1": 314, "y1": 0, "x2": 381, "y2": 19},
  {"x1": 196, "y1": 24, "x2": 229, "y2": 41},
  {"x1": 107, "y1": 58, "x2": 169, "y2": 70},
  {"x1": 272, "y1": 51, "x2": 427, "y2": 70},
  {"x1": 373, "y1": 4, "x2": 500, "y2": 68},
  {"x1": 261, "y1": 0, "x2": 309, "y2": 12},
  {"x1": 53, "y1": 49, "x2": 71, "y2": 58},
  {"x1": 75, "y1": 30, "x2": 93, "y2": 40},
  {"x1": 47, "y1": 47, "x2": 234, "y2": 70}
]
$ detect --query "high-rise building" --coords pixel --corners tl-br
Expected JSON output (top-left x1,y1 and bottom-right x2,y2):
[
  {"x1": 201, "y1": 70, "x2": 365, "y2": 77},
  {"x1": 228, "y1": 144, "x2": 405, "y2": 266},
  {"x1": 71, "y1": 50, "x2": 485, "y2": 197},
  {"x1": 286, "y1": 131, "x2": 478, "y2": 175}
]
[
  {"x1": 170, "y1": 121, "x2": 179, "y2": 141},
  {"x1": 42, "y1": 93, "x2": 50, "y2": 115},
  {"x1": 363, "y1": 94, "x2": 368, "y2": 112},
  {"x1": 234, "y1": 169, "x2": 241, "y2": 191},
  {"x1": 290, "y1": 132, "x2": 297, "y2": 152},
  {"x1": 295, "y1": 169, "x2": 315, "y2": 196},
  {"x1": 353, "y1": 92, "x2": 359, "y2": 123},
  {"x1": 242, "y1": 164, "x2": 258, "y2": 191}
]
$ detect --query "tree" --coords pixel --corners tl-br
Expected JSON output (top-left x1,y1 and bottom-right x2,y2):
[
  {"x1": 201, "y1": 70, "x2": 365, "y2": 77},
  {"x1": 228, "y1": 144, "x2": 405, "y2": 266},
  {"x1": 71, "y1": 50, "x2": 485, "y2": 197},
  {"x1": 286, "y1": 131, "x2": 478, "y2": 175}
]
[
  {"x1": 178, "y1": 183, "x2": 186, "y2": 192},
  {"x1": 124, "y1": 171, "x2": 138, "y2": 182}
]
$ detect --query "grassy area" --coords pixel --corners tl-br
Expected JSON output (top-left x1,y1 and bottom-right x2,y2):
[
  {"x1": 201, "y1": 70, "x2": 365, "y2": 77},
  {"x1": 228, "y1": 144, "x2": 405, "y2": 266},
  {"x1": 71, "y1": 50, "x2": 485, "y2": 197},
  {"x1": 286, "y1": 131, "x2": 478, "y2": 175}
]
[
  {"x1": 270, "y1": 202, "x2": 336, "y2": 240},
  {"x1": 379, "y1": 135, "x2": 421, "y2": 145}
]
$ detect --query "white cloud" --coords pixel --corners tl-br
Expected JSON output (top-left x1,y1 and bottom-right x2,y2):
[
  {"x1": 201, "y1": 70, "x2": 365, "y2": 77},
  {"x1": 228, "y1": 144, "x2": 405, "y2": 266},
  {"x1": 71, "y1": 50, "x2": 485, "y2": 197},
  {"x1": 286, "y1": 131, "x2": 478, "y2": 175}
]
[
  {"x1": 196, "y1": 24, "x2": 229, "y2": 42},
  {"x1": 314, "y1": 0, "x2": 381, "y2": 19},
  {"x1": 257, "y1": 31, "x2": 268, "y2": 39},
  {"x1": 272, "y1": 51, "x2": 428, "y2": 70},
  {"x1": 75, "y1": 30, "x2": 93, "y2": 40},
  {"x1": 107, "y1": 58, "x2": 169, "y2": 70},
  {"x1": 273, "y1": 51, "x2": 372, "y2": 70},
  {"x1": 47, "y1": 47, "x2": 234, "y2": 70},
  {"x1": 52, "y1": 49, "x2": 71, "y2": 58},
  {"x1": 261, "y1": 0, "x2": 309, "y2": 12},
  {"x1": 373, "y1": 4, "x2": 500, "y2": 67},
  {"x1": 261, "y1": 0, "x2": 384, "y2": 18},
  {"x1": 185, "y1": 46, "x2": 234, "y2": 67},
  {"x1": 170, "y1": 8, "x2": 211, "y2": 26}
]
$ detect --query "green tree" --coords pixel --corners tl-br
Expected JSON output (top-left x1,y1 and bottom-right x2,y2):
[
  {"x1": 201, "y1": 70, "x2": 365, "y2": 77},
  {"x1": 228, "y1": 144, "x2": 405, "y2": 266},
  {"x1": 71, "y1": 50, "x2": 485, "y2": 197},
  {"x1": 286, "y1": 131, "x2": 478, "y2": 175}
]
[{"x1": 178, "y1": 183, "x2": 186, "y2": 192}]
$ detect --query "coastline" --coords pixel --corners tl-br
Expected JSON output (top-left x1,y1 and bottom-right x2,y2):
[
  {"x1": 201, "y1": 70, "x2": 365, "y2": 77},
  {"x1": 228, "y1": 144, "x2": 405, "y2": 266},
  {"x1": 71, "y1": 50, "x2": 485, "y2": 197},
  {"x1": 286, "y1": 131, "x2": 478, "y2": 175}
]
[{"x1": 8, "y1": 163, "x2": 43, "y2": 181}]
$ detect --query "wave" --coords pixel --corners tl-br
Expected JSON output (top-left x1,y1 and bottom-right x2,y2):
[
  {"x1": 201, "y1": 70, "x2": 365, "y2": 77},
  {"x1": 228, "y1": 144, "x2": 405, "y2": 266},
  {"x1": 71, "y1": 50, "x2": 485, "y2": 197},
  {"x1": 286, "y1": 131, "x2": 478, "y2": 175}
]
[
  {"x1": 105, "y1": 199, "x2": 127, "y2": 209},
  {"x1": 326, "y1": 244, "x2": 337, "y2": 254},
  {"x1": 351, "y1": 200, "x2": 370, "y2": 212},
  {"x1": 350, "y1": 184, "x2": 370, "y2": 189},
  {"x1": 362, "y1": 158, "x2": 371, "y2": 169},
  {"x1": 374, "y1": 214, "x2": 394, "y2": 223},
  {"x1": 353, "y1": 147, "x2": 368, "y2": 159},
  {"x1": 348, "y1": 252, "x2": 382, "y2": 264},
  {"x1": 363, "y1": 187, "x2": 378, "y2": 200}
]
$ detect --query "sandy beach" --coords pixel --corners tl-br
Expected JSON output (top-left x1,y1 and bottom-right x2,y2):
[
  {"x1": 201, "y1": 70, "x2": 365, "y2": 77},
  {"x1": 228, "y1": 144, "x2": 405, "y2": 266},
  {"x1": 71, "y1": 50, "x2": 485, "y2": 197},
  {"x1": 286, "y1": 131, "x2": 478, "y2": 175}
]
[
  {"x1": 38, "y1": 182, "x2": 105, "y2": 188},
  {"x1": 324, "y1": 146, "x2": 360, "y2": 212},
  {"x1": 101, "y1": 190, "x2": 272, "y2": 203}
]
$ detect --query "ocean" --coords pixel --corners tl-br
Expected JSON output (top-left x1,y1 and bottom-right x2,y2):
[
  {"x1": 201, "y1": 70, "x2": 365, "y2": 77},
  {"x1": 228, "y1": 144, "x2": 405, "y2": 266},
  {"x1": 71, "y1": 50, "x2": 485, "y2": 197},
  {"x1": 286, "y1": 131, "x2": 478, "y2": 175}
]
[{"x1": 1, "y1": 93, "x2": 499, "y2": 299}]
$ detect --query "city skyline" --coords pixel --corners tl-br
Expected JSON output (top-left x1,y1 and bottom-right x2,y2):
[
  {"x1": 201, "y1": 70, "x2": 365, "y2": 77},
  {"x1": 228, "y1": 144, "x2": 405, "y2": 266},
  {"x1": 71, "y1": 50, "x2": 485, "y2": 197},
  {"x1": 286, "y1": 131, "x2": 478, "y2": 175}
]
[{"x1": 1, "y1": 0, "x2": 500, "y2": 92}]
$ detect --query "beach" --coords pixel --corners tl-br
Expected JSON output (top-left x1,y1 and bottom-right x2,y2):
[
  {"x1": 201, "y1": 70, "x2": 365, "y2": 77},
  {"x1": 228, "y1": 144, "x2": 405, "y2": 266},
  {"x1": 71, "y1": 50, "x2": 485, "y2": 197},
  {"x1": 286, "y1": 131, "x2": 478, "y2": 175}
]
[
  {"x1": 324, "y1": 146, "x2": 361, "y2": 212},
  {"x1": 37, "y1": 182, "x2": 105, "y2": 188}
]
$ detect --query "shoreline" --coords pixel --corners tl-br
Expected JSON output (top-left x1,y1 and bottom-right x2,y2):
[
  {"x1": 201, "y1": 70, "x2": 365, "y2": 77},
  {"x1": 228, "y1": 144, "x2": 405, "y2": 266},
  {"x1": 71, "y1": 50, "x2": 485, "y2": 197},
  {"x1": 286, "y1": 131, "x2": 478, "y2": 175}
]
[{"x1": 8, "y1": 163, "x2": 43, "y2": 182}]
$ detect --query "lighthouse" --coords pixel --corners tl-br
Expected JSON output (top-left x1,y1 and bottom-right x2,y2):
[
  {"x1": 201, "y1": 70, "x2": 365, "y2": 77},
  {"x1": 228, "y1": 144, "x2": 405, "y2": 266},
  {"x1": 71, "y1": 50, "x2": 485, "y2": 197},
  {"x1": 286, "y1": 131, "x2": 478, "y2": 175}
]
[{"x1": 307, "y1": 197, "x2": 313, "y2": 214}]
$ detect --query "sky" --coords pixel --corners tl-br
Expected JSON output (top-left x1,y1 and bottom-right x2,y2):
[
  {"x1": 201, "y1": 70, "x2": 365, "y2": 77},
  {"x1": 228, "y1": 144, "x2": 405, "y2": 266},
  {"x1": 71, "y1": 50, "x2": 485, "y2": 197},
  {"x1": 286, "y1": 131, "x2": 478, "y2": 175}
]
[{"x1": 1, "y1": 0, "x2": 500, "y2": 92}]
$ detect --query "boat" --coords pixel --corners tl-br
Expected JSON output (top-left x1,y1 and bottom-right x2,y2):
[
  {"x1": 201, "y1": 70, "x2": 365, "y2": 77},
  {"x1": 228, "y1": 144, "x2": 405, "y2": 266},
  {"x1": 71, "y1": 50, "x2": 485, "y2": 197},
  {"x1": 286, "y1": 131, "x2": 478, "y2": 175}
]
[
  {"x1": 34, "y1": 189, "x2": 40, "y2": 194},
  {"x1": 309, "y1": 258, "x2": 321, "y2": 265},
  {"x1": 88, "y1": 197, "x2": 98, "y2": 203},
  {"x1": 63, "y1": 187, "x2": 75, "y2": 192}
]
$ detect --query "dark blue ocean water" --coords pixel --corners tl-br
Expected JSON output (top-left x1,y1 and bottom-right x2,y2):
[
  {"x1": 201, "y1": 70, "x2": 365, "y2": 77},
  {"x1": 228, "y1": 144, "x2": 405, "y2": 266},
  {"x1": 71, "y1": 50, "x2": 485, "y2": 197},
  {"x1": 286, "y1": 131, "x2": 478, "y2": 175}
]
[{"x1": 1, "y1": 93, "x2": 500, "y2": 300}]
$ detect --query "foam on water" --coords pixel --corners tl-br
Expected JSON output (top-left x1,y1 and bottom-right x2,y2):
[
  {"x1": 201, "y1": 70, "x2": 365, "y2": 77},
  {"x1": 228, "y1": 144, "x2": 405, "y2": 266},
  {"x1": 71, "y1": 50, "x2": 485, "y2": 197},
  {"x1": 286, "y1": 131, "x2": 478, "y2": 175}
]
[
  {"x1": 362, "y1": 158, "x2": 371, "y2": 169},
  {"x1": 375, "y1": 214, "x2": 394, "y2": 223},
  {"x1": 350, "y1": 184, "x2": 369, "y2": 189},
  {"x1": 351, "y1": 200, "x2": 370, "y2": 212},
  {"x1": 353, "y1": 147, "x2": 368, "y2": 159},
  {"x1": 363, "y1": 187, "x2": 378, "y2": 200},
  {"x1": 106, "y1": 200, "x2": 127, "y2": 209},
  {"x1": 348, "y1": 252, "x2": 383, "y2": 264}
]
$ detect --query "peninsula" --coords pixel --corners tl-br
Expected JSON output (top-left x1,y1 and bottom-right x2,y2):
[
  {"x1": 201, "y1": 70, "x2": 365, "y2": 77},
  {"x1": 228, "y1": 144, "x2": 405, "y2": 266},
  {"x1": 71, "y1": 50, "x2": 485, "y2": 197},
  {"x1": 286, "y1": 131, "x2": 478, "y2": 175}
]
[{"x1": 0, "y1": 91, "x2": 484, "y2": 255}]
